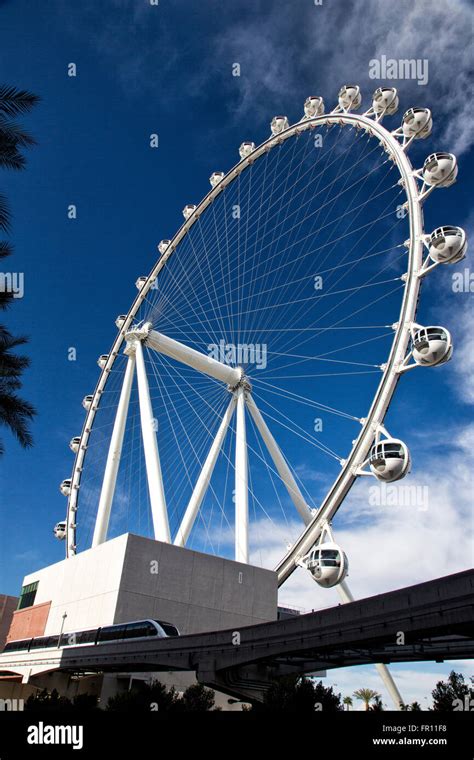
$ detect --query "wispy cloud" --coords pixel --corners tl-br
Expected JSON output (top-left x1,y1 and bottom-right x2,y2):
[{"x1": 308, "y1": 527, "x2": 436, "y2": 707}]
[
  {"x1": 449, "y1": 300, "x2": 474, "y2": 404},
  {"x1": 53, "y1": 1, "x2": 474, "y2": 166},
  {"x1": 211, "y1": 0, "x2": 474, "y2": 154},
  {"x1": 216, "y1": 414, "x2": 474, "y2": 637},
  {"x1": 241, "y1": 417, "x2": 473, "y2": 706}
]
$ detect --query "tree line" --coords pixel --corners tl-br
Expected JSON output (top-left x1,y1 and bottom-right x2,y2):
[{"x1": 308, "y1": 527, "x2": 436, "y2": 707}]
[{"x1": 22, "y1": 670, "x2": 474, "y2": 712}]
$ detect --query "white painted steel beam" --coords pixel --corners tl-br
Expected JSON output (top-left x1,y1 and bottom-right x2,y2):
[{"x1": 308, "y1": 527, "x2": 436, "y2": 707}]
[
  {"x1": 246, "y1": 394, "x2": 313, "y2": 525},
  {"x1": 174, "y1": 396, "x2": 237, "y2": 547},
  {"x1": 337, "y1": 580, "x2": 403, "y2": 710},
  {"x1": 135, "y1": 339, "x2": 171, "y2": 543},
  {"x1": 235, "y1": 387, "x2": 249, "y2": 563},
  {"x1": 146, "y1": 329, "x2": 242, "y2": 387},
  {"x1": 92, "y1": 352, "x2": 136, "y2": 547}
]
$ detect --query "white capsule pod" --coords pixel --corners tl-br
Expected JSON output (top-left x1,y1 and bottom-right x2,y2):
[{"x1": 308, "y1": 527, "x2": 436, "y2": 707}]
[
  {"x1": 239, "y1": 141, "x2": 256, "y2": 159},
  {"x1": 412, "y1": 326, "x2": 453, "y2": 367},
  {"x1": 59, "y1": 479, "x2": 71, "y2": 497},
  {"x1": 372, "y1": 87, "x2": 399, "y2": 115},
  {"x1": 115, "y1": 314, "x2": 127, "y2": 329},
  {"x1": 401, "y1": 108, "x2": 432, "y2": 139},
  {"x1": 338, "y1": 85, "x2": 362, "y2": 111},
  {"x1": 304, "y1": 96, "x2": 324, "y2": 118},
  {"x1": 97, "y1": 354, "x2": 109, "y2": 369},
  {"x1": 209, "y1": 171, "x2": 225, "y2": 188},
  {"x1": 135, "y1": 276, "x2": 148, "y2": 290},
  {"x1": 53, "y1": 520, "x2": 67, "y2": 540},
  {"x1": 82, "y1": 394, "x2": 94, "y2": 411},
  {"x1": 182, "y1": 204, "x2": 197, "y2": 220},
  {"x1": 423, "y1": 153, "x2": 458, "y2": 188},
  {"x1": 158, "y1": 240, "x2": 171, "y2": 255},
  {"x1": 429, "y1": 226, "x2": 467, "y2": 265},
  {"x1": 369, "y1": 438, "x2": 411, "y2": 482},
  {"x1": 305, "y1": 541, "x2": 349, "y2": 589},
  {"x1": 270, "y1": 115, "x2": 289, "y2": 136},
  {"x1": 69, "y1": 436, "x2": 81, "y2": 453}
]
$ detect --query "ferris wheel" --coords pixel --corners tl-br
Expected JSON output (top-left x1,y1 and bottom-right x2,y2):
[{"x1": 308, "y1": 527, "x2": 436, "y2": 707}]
[{"x1": 55, "y1": 85, "x2": 466, "y2": 706}]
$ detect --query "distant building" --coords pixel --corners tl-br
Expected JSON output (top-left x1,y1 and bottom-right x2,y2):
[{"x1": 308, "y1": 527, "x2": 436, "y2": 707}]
[{"x1": 277, "y1": 605, "x2": 302, "y2": 621}]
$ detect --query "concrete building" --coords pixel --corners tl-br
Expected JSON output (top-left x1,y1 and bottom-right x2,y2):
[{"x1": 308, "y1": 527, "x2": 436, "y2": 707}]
[
  {"x1": 0, "y1": 595, "x2": 18, "y2": 651},
  {"x1": 3, "y1": 533, "x2": 278, "y2": 710},
  {"x1": 8, "y1": 533, "x2": 277, "y2": 640}
]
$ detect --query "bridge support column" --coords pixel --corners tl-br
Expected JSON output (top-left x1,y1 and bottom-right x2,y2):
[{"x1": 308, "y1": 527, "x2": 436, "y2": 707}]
[{"x1": 338, "y1": 580, "x2": 404, "y2": 710}]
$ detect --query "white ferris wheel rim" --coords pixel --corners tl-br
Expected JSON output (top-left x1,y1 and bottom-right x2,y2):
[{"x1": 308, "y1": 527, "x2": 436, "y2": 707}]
[{"x1": 65, "y1": 109, "x2": 424, "y2": 588}]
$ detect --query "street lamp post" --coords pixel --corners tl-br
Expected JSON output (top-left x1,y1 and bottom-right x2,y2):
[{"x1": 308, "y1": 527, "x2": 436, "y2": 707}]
[{"x1": 58, "y1": 612, "x2": 67, "y2": 648}]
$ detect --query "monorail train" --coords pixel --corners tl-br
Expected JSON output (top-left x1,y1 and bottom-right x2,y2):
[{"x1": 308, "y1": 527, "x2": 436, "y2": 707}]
[{"x1": 2, "y1": 618, "x2": 179, "y2": 654}]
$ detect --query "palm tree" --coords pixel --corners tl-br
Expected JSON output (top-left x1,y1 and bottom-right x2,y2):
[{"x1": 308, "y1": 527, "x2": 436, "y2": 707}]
[
  {"x1": 370, "y1": 695, "x2": 384, "y2": 711},
  {"x1": 0, "y1": 328, "x2": 35, "y2": 453},
  {"x1": 353, "y1": 688, "x2": 380, "y2": 711},
  {"x1": 0, "y1": 84, "x2": 38, "y2": 453},
  {"x1": 0, "y1": 241, "x2": 13, "y2": 310},
  {"x1": 0, "y1": 193, "x2": 10, "y2": 234},
  {"x1": 343, "y1": 696, "x2": 353, "y2": 711},
  {"x1": 0, "y1": 85, "x2": 38, "y2": 171}
]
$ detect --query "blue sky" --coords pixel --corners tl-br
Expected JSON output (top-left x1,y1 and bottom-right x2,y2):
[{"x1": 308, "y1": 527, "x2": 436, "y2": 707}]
[{"x1": 0, "y1": 0, "x2": 473, "y2": 706}]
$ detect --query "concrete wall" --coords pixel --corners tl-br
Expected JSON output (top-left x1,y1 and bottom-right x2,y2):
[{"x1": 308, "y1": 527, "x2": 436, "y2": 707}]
[
  {"x1": 4, "y1": 535, "x2": 278, "y2": 709},
  {"x1": 115, "y1": 534, "x2": 277, "y2": 633},
  {"x1": 21, "y1": 534, "x2": 129, "y2": 635},
  {"x1": 15, "y1": 533, "x2": 277, "y2": 638}
]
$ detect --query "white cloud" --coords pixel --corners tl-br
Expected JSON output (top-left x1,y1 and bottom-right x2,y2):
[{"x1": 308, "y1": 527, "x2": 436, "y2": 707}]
[
  {"x1": 246, "y1": 420, "x2": 473, "y2": 606},
  {"x1": 440, "y1": 252, "x2": 474, "y2": 406},
  {"x1": 55, "y1": 1, "x2": 474, "y2": 155},
  {"x1": 445, "y1": 300, "x2": 474, "y2": 404},
  {"x1": 241, "y1": 416, "x2": 474, "y2": 707},
  {"x1": 213, "y1": 0, "x2": 474, "y2": 154}
]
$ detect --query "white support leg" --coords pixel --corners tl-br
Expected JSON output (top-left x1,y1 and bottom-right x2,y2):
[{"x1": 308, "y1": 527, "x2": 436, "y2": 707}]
[
  {"x1": 235, "y1": 386, "x2": 249, "y2": 563},
  {"x1": 337, "y1": 580, "x2": 404, "y2": 710},
  {"x1": 246, "y1": 393, "x2": 313, "y2": 525},
  {"x1": 146, "y1": 328, "x2": 242, "y2": 387},
  {"x1": 135, "y1": 339, "x2": 171, "y2": 543},
  {"x1": 174, "y1": 396, "x2": 237, "y2": 547},
  {"x1": 92, "y1": 352, "x2": 136, "y2": 547}
]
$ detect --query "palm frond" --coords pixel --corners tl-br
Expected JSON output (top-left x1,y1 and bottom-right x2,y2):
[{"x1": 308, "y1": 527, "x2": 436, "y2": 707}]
[
  {"x1": 0, "y1": 117, "x2": 36, "y2": 147},
  {"x1": 0, "y1": 326, "x2": 29, "y2": 350},
  {"x1": 0, "y1": 241, "x2": 13, "y2": 259},
  {"x1": 0, "y1": 390, "x2": 35, "y2": 448},
  {"x1": 0, "y1": 144, "x2": 26, "y2": 170},
  {"x1": 0, "y1": 352, "x2": 31, "y2": 375},
  {"x1": 0, "y1": 375, "x2": 23, "y2": 390},
  {"x1": 0, "y1": 242, "x2": 14, "y2": 310},
  {"x1": 0, "y1": 85, "x2": 40, "y2": 116},
  {"x1": 0, "y1": 292, "x2": 14, "y2": 312},
  {"x1": 0, "y1": 193, "x2": 11, "y2": 232}
]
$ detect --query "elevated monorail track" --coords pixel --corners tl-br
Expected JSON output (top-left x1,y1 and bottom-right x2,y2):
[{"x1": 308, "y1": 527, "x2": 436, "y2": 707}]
[{"x1": 1, "y1": 570, "x2": 472, "y2": 702}]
